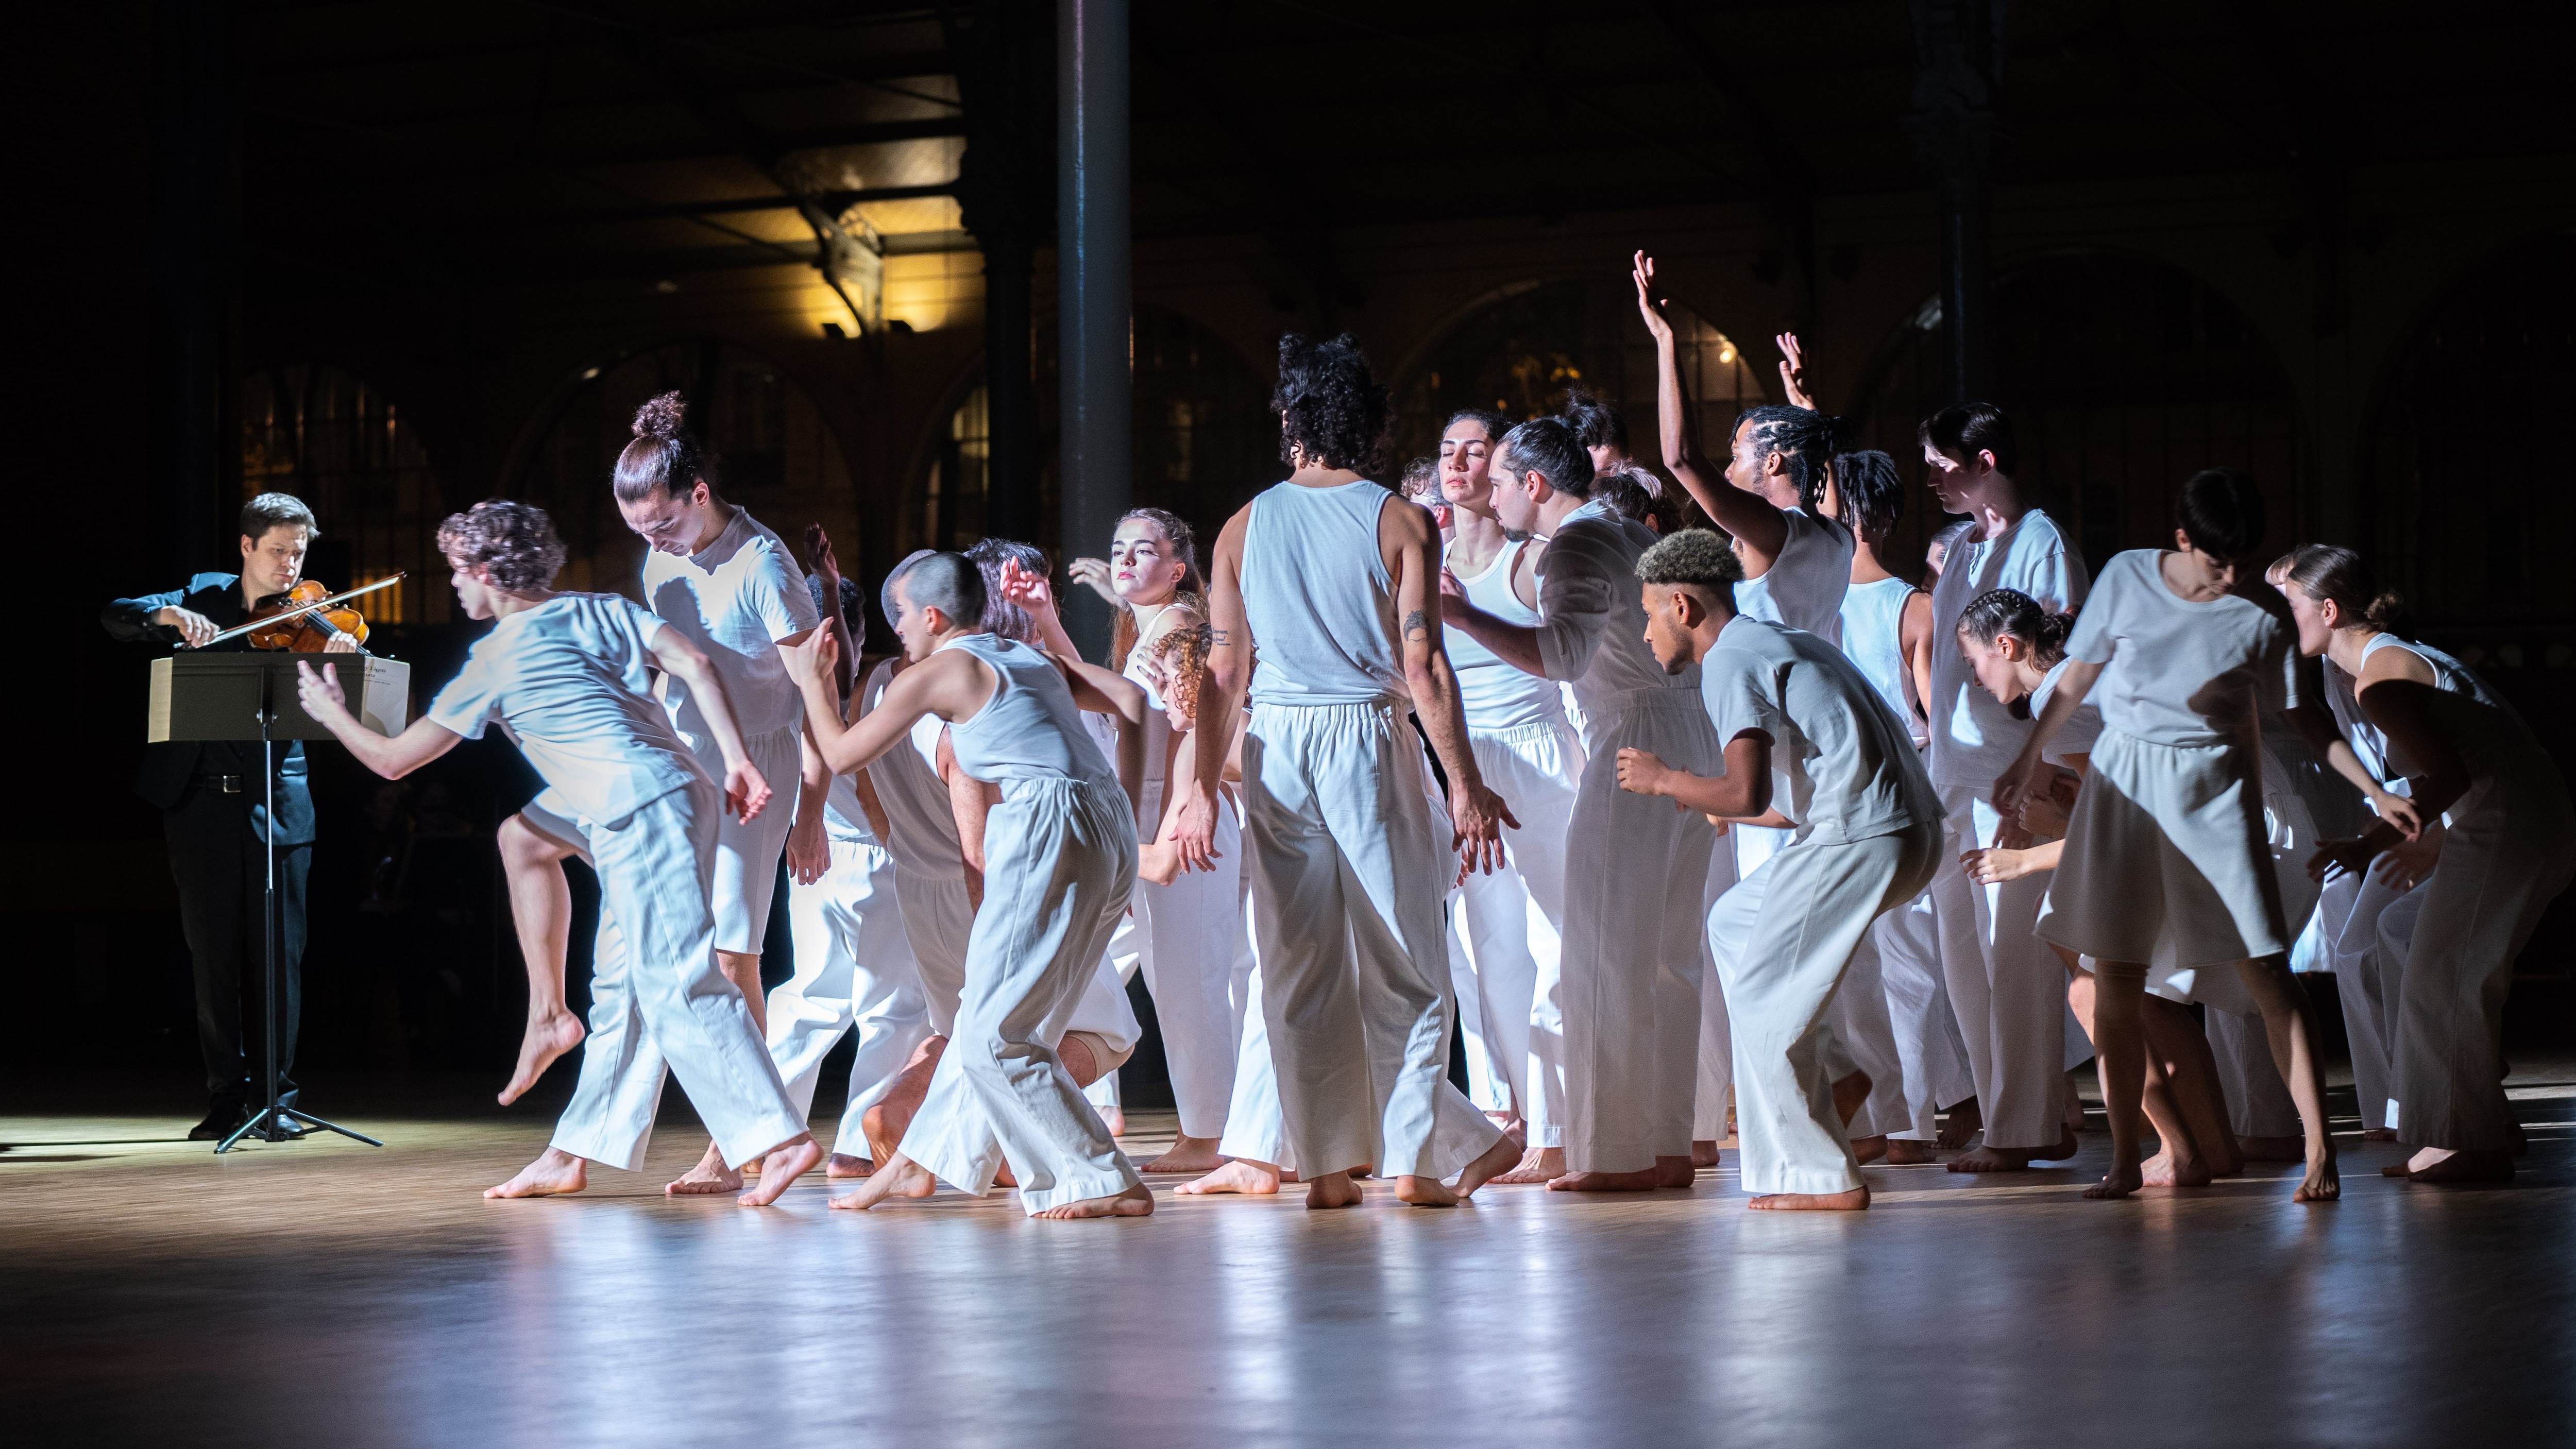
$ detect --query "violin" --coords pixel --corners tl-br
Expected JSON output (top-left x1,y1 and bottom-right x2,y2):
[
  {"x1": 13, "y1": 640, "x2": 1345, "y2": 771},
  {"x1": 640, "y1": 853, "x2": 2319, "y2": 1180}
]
[{"x1": 195, "y1": 574, "x2": 403, "y2": 652}]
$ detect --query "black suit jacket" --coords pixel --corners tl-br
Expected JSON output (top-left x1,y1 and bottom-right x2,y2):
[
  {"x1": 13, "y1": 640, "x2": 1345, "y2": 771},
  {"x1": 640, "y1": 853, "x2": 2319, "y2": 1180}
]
[{"x1": 103, "y1": 573, "x2": 315, "y2": 844}]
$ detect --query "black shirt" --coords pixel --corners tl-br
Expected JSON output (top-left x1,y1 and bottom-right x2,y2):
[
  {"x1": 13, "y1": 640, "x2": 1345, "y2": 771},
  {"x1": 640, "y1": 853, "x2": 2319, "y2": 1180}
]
[{"x1": 103, "y1": 573, "x2": 315, "y2": 842}]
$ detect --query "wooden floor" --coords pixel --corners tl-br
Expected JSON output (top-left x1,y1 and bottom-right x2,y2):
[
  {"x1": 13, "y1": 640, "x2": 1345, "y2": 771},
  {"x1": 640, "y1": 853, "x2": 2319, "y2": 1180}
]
[{"x1": 4, "y1": 1068, "x2": 2573, "y2": 1448}]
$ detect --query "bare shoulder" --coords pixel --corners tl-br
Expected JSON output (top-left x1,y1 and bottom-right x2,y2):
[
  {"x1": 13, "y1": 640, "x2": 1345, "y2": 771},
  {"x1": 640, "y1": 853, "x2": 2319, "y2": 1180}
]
[
  {"x1": 1377, "y1": 489, "x2": 1436, "y2": 549},
  {"x1": 2360, "y1": 641, "x2": 2438, "y2": 689}
]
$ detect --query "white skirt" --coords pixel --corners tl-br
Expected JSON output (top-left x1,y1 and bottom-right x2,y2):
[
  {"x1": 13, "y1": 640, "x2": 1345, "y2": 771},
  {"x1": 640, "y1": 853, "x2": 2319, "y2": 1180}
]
[{"x1": 2040, "y1": 729, "x2": 2290, "y2": 971}]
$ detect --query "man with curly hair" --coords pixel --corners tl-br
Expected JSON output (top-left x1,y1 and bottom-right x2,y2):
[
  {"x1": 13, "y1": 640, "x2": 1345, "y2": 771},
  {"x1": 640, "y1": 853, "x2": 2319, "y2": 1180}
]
[
  {"x1": 1169, "y1": 332, "x2": 1523, "y2": 1208},
  {"x1": 294, "y1": 501, "x2": 823, "y2": 1204}
]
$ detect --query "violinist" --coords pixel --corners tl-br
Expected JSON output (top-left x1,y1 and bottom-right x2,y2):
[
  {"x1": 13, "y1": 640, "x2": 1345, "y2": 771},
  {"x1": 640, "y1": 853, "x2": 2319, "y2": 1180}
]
[{"x1": 103, "y1": 492, "x2": 356, "y2": 1139}]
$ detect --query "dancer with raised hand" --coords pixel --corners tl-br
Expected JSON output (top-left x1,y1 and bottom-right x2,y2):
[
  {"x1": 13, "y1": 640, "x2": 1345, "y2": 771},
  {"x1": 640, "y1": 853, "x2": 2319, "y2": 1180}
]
[
  {"x1": 1616, "y1": 530, "x2": 1942, "y2": 1210},
  {"x1": 2280, "y1": 545, "x2": 2575, "y2": 1183},
  {"x1": 1170, "y1": 332, "x2": 1521, "y2": 1210},
  {"x1": 1443, "y1": 416, "x2": 1719, "y2": 1192},
  {"x1": 297, "y1": 501, "x2": 820, "y2": 1204},
  {"x1": 789, "y1": 551, "x2": 1151, "y2": 1219},
  {"x1": 1434, "y1": 407, "x2": 1585, "y2": 1174},
  {"x1": 1914, "y1": 400, "x2": 2088, "y2": 1172},
  {"x1": 1995, "y1": 469, "x2": 2338, "y2": 1202}
]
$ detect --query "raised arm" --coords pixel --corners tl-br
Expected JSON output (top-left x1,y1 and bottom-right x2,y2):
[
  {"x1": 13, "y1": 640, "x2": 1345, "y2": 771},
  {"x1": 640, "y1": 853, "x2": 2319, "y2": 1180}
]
[
  {"x1": 1176, "y1": 508, "x2": 1254, "y2": 873},
  {"x1": 293, "y1": 660, "x2": 463, "y2": 779},
  {"x1": 783, "y1": 631, "x2": 985, "y2": 779},
  {"x1": 1389, "y1": 498, "x2": 1518, "y2": 877},
  {"x1": 1634, "y1": 250, "x2": 1788, "y2": 560},
  {"x1": 104, "y1": 582, "x2": 216, "y2": 648},
  {"x1": 1437, "y1": 569, "x2": 1549, "y2": 676}
]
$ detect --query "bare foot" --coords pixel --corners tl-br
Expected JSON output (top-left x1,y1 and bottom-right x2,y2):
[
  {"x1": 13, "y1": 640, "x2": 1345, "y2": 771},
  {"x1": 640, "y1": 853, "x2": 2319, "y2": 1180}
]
[
  {"x1": 2296, "y1": 1150, "x2": 2344, "y2": 1201},
  {"x1": 1652, "y1": 1154, "x2": 1698, "y2": 1188},
  {"x1": 1937, "y1": 1097, "x2": 1981, "y2": 1151},
  {"x1": 666, "y1": 1141, "x2": 745, "y2": 1196},
  {"x1": 827, "y1": 1153, "x2": 873, "y2": 1179},
  {"x1": 735, "y1": 1137, "x2": 821, "y2": 1206},
  {"x1": 1550, "y1": 1166, "x2": 1663, "y2": 1192},
  {"x1": 1101, "y1": 1107, "x2": 1129, "y2": 1137},
  {"x1": 1394, "y1": 1173, "x2": 1459, "y2": 1207},
  {"x1": 1690, "y1": 1139, "x2": 1722, "y2": 1169},
  {"x1": 2401, "y1": 1147, "x2": 2507, "y2": 1184},
  {"x1": 2084, "y1": 1157, "x2": 2144, "y2": 1200},
  {"x1": 1454, "y1": 1133, "x2": 1528, "y2": 1200},
  {"x1": 1946, "y1": 1144, "x2": 2037, "y2": 1173},
  {"x1": 862, "y1": 1038, "x2": 944, "y2": 1163},
  {"x1": 1852, "y1": 1135, "x2": 1889, "y2": 1165},
  {"x1": 1487, "y1": 1145, "x2": 1567, "y2": 1185},
  {"x1": 486, "y1": 1146, "x2": 588, "y2": 1199},
  {"x1": 1033, "y1": 1183, "x2": 1155, "y2": 1219},
  {"x1": 1884, "y1": 1139, "x2": 1936, "y2": 1165},
  {"x1": 1749, "y1": 1185, "x2": 1869, "y2": 1211},
  {"x1": 2361, "y1": 1127, "x2": 2398, "y2": 1143},
  {"x1": 2237, "y1": 1134, "x2": 2303, "y2": 1163},
  {"x1": 1177, "y1": 1160, "x2": 1282, "y2": 1196},
  {"x1": 1304, "y1": 1170, "x2": 1364, "y2": 1209},
  {"x1": 498, "y1": 1011, "x2": 585, "y2": 1106},
  {"x1": 2139, "y1": 1149, "x2": 2212, "y2": 1187},
  {"x1": 829, "y1": 1153, "x2": 939, "y2": 1211},
  {"x1": 2063, "y1": 1073, "x2": 2090, "y2": 1135},
  {"x1": 1138, "y1": 1135, "x2": 1227, "y2": 1174},
  {"x1": 2030, "y1": 1130, "x2": 2080, "y2": 1162}
]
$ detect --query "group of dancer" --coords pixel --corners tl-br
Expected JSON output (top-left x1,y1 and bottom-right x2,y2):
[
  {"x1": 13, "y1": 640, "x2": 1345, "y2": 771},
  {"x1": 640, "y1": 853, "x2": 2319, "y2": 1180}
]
[{"x1": 285, "y1": 248, "x2": 2569, "y2": 1216}]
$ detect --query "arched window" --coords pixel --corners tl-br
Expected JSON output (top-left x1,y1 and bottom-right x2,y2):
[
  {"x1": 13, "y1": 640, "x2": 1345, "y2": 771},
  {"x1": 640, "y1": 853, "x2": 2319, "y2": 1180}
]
[
  {"x1": 240, "y1": 364, "x2": 447, "y2": 626},
  {"x1": 2362, "y1": 233, "x2": 2575, "y2": 635},
  {"x1": 1851, "y1": 253, "x2": 2300, "y2": 579},
  {"x1": 1389, "y1": 276, "x2": 1768, "y2": 473},
  {"x1": 509, "y1": 340, "x2": 855, "y2": 601}
]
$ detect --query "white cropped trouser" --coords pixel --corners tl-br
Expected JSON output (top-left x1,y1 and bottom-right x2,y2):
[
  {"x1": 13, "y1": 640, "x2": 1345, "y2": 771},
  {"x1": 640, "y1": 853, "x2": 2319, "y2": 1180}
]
[
  {"x1": 532, "y1": 782, "x2": 806, "y2": 1172},
  {"x1": 1241, "y1": 702, "x2": 1500, "y2": 1182},
  {"x1": 767, "y1": 838, "x2": 933, "y2": 1154},
  {"x1": 1718, "y1": 822, "x2": 1942, "y2": 1196},
  {"x1": 1560, "y1": 693, "x2": 1719, "y2": 1174},
  {"x1": 1448, "y1": 717, "x2": 1583, "y2": 1134},
  {"x1": 898, "y1": 777, "x2": 1143, "y2": 1213},
  {"x1": 1928, "y1": 784, "x2": 2067, "y2": 1151}
]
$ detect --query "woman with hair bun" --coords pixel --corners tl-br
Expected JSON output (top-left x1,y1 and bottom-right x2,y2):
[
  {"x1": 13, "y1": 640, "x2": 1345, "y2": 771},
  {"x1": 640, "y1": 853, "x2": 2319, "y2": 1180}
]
[{"x1": 2278, "y1": 544, "x2": 2575, "y2": 1183}]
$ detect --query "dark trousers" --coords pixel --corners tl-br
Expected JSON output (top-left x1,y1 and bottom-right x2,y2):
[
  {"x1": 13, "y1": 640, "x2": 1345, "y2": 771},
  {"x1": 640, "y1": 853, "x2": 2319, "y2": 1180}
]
[{"x1": 165, "y1": 788, "x2": 310, "y2": 1102}]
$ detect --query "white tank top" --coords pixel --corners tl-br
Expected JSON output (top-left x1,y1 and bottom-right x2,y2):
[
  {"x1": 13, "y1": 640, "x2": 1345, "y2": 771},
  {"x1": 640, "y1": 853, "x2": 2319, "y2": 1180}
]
[
  {"x1": 1837, "y1": 576, "x2": 1924, "y2": 747},
  {"x1": 859, "y1": 658, "x2": 962, "y2": 880},
  {"x1": 1084, "y1": 623, "x2": 1178, "y2": 811},
  {"x1": 1444, "y1": 536, "x2": 1563, "y2": 730},
  {"x1": 1242, "y1": 480, "x2": 1405, "y2": 707},
  {"x1": 941, "y1": 634, "x2": 1117, "y2": 787},
  {"x1": 2332, "y1": 634, "x2": 2547, "y2": 807},
  {"x1": 1734, "y1": 506, "x2": 1854, "y2": 643}
]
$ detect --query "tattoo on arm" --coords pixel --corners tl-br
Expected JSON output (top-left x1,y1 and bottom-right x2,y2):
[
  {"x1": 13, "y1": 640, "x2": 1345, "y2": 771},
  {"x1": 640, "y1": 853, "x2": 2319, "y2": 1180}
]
[
  {"x1": 1402, "y1": 609, "x2": 1429, "y2": 642},
  {"x1": 1206, "y1": 627, "x2": 1229, "y2": 647}
]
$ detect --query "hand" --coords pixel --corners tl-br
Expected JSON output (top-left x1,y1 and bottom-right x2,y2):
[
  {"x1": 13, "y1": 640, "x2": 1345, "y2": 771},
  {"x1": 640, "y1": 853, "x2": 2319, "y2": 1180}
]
[
  {"x1": 1962, "y1": 846, "x2": 2032, "y2": 885},
  {"x1": 802, "y1": 522, "x2": 841, "y2": 585},
  {"x1": 323, "y1": 632, "x2": 361, "y2": 654},
  {"x1": 786, "y1": 815, "x2": 829, "y2": 885},
  {"x1": 996, "y1": 557, "x2": 1058, "y2": 617},
  {"x1": 155, "y1": 605, "x2": 218, "y2": 648},
  {"x1": 1448, "y1": 781, "x2": 1520, "y2": 882},
  {"x1": 1066, "y1": 556, "x2": 1120, "y2": 606},
  {"x1": 2017, "y1": 787, "x2": 2070, "y2": 840},
  {"x1": 1438, "y1": 567, "x2": 1468, "y2": 607},
  {"x1": 1774, "y1": 333, "x2": 1816, "y2": 410},
  {"x1": 2307, "y1": 837, "x2": 2384, "y2": 884},
  {"x1": 294, "y1": 660, "x2": 350, "y2": 722},
  {"x1": 1170, "y1": 787, "x2": 1222, "y2": 874},
  {"x1": 2372, "y1": 819, "x2": 2445, "y2": 891},
  {"x1": 1994, "y1": 820, "x2": 2035, "y2": 851},
  {"x1": 724, "y1": 759, "x2": 774, "y2": 824},
  {"x1": 779, "y1": 630, "x2": 836, "y2": 690},
  {"x1": 1631, "y1": 251, "x2": 1674, "y2": 343},
  {"x1": 1615, "y1": 747, "x2": 1674, "y2": 798},
  {"x1": 1992, "y1": 751, "x2": 2043, "y2": 817},
  {"x1": 2367, "y1": 787, "x2": 2426, "y2": 841}
]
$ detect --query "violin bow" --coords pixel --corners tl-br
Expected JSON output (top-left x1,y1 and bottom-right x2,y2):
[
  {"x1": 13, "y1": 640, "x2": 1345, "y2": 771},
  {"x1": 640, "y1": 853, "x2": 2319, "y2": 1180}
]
[{"x1": 194, "y1": 573, "x2": 406, "y2": 649}]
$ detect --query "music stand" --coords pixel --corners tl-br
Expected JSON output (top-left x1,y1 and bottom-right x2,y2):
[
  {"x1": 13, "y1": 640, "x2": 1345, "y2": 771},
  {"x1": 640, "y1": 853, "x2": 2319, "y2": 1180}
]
[{"x1": 150, "y1": 653, "x2": 410, "y2": 1153}]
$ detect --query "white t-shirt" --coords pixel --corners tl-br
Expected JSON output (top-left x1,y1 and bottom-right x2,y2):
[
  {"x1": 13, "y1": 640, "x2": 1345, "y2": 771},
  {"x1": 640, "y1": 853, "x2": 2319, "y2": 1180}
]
[
  {"x1": 1535, "y1": 500, "x2": 1699, "y2": 727},
  {"x1": 1926, "y1": 509, "x2": 2088, "y2": 788},
  {"x1": 2062, "y1": 550, "x2": 2297, "y2": 748},
  {"x1": 639, "y1": 505, "x2": 821, "y2": 745},
  {"x1": 1734, "y1": 505, "x2": 1854, "y2": 643},
  {"x1": 1699, "y1": 616, "x2": 1939, "y2": 847},
  {"x1": 427, "y1": 593, "x2": 705, "y2": 825},
  {"x1": 2031, "y1": 658, "x2": 2105, "y2": 766}
]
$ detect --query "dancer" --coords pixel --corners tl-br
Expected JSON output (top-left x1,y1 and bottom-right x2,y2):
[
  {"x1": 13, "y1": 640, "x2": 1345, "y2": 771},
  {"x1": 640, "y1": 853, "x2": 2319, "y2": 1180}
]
[
  {"x1": 1067, "y1": 510, "x2": 1249, "y2": 1172},
  {"x1": 1171, "y1": 332, "x2": 1521, "y2": 1209},
  {"x1": 795, "y1": 551, "x2": 1153, "y2": 1219},
  {"x1": 1996, "y1": 469, "x2": 2338, "y2": 1201},
  {"x1": 2282, "y1": 545, "x2": 2575, "y2": 1183},
  {"x1": 1434, "y1": 407, "x2": 1585, "y2": 1175},
  {"x1": 1443, "y1": 416, "x2": 1718, "y2": 1191},
  {"x1": 296, "y1": 501, "x2": 819, "y2": 1204},
  {"x1": 1617, "y1": 530, "x2": 1942, "y2": 1210},
  {"x1": 1562, "y1": 386, "x2": 1633, "y2": 478},
  {"x1": 1917, "y1": 400, "x2": 2088, "y2": 1172}
]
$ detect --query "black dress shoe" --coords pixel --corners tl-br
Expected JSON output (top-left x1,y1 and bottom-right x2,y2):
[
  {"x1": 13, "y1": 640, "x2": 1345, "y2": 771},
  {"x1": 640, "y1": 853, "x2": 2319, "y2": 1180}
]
[{"x1": 189, "y1": 1099, "x2": 249, "y2": 1141}]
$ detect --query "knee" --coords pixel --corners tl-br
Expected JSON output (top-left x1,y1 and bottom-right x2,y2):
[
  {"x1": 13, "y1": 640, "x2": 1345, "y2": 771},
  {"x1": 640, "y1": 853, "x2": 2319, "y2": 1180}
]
[{"x1": 499, "y1": 815, "x2": 569, "y2": 870}]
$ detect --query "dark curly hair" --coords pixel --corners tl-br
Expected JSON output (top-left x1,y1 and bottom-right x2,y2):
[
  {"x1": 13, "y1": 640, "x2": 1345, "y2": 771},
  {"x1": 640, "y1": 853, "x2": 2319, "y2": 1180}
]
[
  {"x1": 1273, "y1": 333, "x2": 1390, "y2": 477},
  {"x1": 1832, "y1": 449, "x2": 1905, "y2": 538},
  {"x1": 437, "y1": 500, "x2": 568, "y2": 595},
  {"x1": 613, "y1": 391, "x2": 721, "y2": 505}
]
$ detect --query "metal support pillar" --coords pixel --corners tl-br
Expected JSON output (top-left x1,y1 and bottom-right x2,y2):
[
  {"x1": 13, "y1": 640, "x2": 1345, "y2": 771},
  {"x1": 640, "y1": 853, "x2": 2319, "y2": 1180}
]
[{"x1": 1057, "y1": 0, "x2": 1130, "y2": 660}]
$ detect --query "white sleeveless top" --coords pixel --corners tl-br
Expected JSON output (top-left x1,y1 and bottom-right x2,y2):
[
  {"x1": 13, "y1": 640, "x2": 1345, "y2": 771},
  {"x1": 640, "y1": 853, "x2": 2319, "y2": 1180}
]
[
  {"x1": 1734, "y1": 506, "x2": 1854, "y2": 644},
  {"x1": 1083, "y1": 618, "x2": 1178, "y2": 805},
  {"x1": 1242, "y1": 480, "x2": 1405, "y2": 708},
  {"x1": 1837, "y1": 575, "x2": 1924, "y2": 747},
  {"x1": 940, "y1": 634, "x2": 1117, "y2": 788},
  {"x1": 1445, "y1": 536, "x2": 1563, "y2": 730},
  {"x1": 858, "y1": 658, "x2": 961, "y2": 880},
  {"x1": 2331, "y1": 636, "x2": 2549, "y2": 817}
]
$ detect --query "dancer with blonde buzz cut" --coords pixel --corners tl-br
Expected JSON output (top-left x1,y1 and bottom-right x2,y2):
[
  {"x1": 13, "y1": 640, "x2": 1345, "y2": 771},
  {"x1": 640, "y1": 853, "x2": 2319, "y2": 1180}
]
[
  {"x1": 1616, "y1": 530, "x2": 1942, "y2": 1211},
  {"x1": 295, "y1": 501, "x2": 820, "y2": 1206}
]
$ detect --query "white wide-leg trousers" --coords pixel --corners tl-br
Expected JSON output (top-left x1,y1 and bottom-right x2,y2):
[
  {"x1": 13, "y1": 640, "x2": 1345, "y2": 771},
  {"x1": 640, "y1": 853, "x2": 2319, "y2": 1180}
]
[
  {"x1": 1450, "y1": 718, "x2": 1583, "y2": 1126},
  {"x1": 1928, "y1": 785, "x2": 2065, "y2": 1150},
  {"x1": 768, "y1": 838, "x2": 932, "y2": 1153}
]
